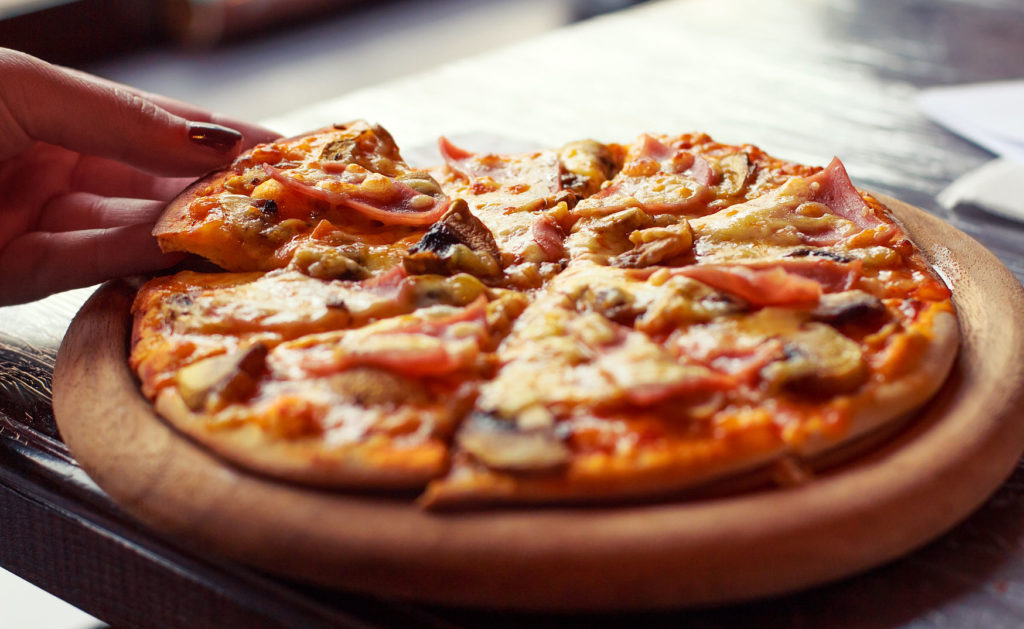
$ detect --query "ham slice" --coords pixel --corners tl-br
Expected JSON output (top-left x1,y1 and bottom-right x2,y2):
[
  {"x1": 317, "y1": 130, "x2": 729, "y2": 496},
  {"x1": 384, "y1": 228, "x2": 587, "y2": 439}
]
[
  {"x1": 807, "y1": 158, "x2": 882, "y2": 230},
  {"x1": 263, "y1": 164, "x2": 449, "y2": 226},
  {"x1": 528, "y1": 215, "x2": 566, "y2": 262},
  {"x1": 276, "y1": 297, "x2": 489, "y2": 379},
  {"x1": 750, "y1": 257, "x2": 862, "y2": 292},
  {"x1": 686, "y1": 155, "x2": 716, "y2": 187},
  {"x1": 674, "y1": 265, "x2": 823, "y2": 306}
]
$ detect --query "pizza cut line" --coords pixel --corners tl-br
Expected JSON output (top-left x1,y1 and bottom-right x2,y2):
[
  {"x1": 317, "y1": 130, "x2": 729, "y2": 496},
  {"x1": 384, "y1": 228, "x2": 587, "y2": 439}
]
[{"x1": 132, "y1": 121, "x2": 958, "y2": 508}]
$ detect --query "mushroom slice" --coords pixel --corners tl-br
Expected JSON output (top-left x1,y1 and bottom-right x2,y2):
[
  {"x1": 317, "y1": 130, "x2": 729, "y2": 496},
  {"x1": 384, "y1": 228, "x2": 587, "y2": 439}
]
[
  {"x1": 575, "y1": 284, "x2": 639, "y2": 325},
  {"x1": 401, "y1": 273, "x2": 490, "y2": 308},
  {"x1": 610, "y1": 222, "x2": 694, "y2": 268},
  {"x1": 761, "y1": 323, "x2": 867, "y2": 395},
  {"x1": 811, "y1": 290, "x2": 886, "y2": 325},
  {"x1": 558, "y1": 139, "x2": 618, "y2": 197},
  {"x1": 457, "y1": 412, "x2": 570, "y2": 473},
  {"x1": 318, "y1": 122, "x2": 404, "y2": 176},
  {"x1": 403, "y1": 199, "x2": 502, "y2": 278},
  {"x1": 329, "y1": 367, "x2": 429, "y2": 406},
  {"x1": 717, "y1": 152, "x2": 754, "y2": 197},
  {"x1": 176, "y1": 344, "x2": 268, "y2": 411},
  {"x1": 567, "y1": 207, "x2": 654, "y2": 261}
]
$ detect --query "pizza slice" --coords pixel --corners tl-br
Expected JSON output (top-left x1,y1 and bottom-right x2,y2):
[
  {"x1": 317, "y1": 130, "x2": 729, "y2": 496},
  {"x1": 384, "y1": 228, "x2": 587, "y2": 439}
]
[
  {"x1": 137, "y1": 283, "x2": 528, "y2": 488},
  {"x1": 154, "y1": 121, "x2": 449, "y2": 276}
]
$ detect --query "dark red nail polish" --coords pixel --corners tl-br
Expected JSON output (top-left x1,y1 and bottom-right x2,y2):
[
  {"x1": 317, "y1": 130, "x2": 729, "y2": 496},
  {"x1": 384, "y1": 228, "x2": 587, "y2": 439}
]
[{"x1": 187, "y1": 122, "x2": 242, "y2": 152}]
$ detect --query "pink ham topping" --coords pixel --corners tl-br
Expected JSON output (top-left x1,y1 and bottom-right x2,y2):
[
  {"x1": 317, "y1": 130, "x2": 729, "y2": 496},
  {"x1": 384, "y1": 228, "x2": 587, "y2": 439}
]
[
  {"x1": 806, "y1": 158, "x2": 882, "y2": 231},
  {"x1": 438, "y1": 136, "x2": 476, "y2": 162},
  {"x1": 262, "y1": 164, "x2": 449, "y2": 226},
  {"x1": 673, "y1": 265, "x2": 823, "y2": 306},
  {"x1": 278, "y1": 297, "x2": 489, "y2": 378},
  {"x1": 758, "y1": 257, "x2": 862, "y2": 292},
  {"x1": 623, "y1": 371, "x2": 734, "y2": 407},
  {"x1": 528, "y1": 214, "x2": 566, "y2": 262}
]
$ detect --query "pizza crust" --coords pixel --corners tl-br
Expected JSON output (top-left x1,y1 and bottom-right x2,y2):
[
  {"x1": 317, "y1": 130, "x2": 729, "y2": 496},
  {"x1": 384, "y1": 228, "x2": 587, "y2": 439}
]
[
  {"x1": 155, "y1": 388, "x2": 448, "y2": 489},
  {"x1": 795, "y1": 309, "x2": 960, "y2": 458}
]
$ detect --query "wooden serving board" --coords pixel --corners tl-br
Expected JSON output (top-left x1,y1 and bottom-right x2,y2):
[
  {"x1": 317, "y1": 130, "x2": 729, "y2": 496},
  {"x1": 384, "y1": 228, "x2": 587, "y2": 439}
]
[{"x1": 52, "y1": 195, "x2": 1024, "y2": 611}]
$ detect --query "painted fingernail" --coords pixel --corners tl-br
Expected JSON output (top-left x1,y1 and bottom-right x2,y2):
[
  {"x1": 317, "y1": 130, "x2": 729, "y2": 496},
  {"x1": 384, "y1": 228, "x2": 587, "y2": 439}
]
[{"x1": 187, "y1": 122, "x2": 242, "y2": 152}]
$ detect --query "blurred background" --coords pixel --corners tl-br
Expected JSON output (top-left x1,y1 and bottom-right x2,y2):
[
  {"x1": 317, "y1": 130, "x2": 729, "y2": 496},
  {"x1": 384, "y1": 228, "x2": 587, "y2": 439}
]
[{"x1": 0, "y1": 0, "x2": 647, "y2": 121}]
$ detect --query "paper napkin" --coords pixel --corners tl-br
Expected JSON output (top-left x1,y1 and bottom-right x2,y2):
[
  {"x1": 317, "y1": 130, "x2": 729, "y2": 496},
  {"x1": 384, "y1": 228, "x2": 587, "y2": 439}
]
[{"x1": 917, "y1": 80, "x2": 1024, "y2": 222}]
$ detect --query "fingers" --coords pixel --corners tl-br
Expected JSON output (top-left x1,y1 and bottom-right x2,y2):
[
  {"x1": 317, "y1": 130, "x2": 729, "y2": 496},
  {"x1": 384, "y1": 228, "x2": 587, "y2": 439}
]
[
  {"x1": 59, "y1": 65, "x2": 280, "y2": 149},
  {"x1": 0, "y1": 49, "x2": 277, "y2": 176},
  {"x1": 0, "y1": 225, "x2": 183, "y2": 306},
  {"x1": 37, "y1": 193, "x2": 166, "y2": 232},
  {"x1": 69, "y1": 154, "x2": 193, "y2": 201}
]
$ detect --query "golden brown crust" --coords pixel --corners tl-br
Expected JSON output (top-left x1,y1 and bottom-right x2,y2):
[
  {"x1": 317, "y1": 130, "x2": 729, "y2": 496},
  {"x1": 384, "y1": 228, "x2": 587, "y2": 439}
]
[{"x1": 155, "y1": 388, "x2": 447, "y2": 488}]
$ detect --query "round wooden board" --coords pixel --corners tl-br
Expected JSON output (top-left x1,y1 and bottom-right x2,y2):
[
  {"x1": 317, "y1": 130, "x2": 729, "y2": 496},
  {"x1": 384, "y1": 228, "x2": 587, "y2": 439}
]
[{"x1": 53, "y1": 195, "x2": 1024, "y2": 611}]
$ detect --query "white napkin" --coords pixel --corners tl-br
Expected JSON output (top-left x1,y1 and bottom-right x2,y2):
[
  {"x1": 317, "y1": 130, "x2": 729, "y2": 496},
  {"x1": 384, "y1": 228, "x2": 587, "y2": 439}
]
[{"x1": 917, "y1": 80, "x2": 1024, "y2": 222}]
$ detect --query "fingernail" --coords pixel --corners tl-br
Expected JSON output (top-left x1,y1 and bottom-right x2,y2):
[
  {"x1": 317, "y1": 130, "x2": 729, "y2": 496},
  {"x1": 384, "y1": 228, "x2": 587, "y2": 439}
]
[{"x1": 187, "y1": 122, "x2": 242, "y2": 152}]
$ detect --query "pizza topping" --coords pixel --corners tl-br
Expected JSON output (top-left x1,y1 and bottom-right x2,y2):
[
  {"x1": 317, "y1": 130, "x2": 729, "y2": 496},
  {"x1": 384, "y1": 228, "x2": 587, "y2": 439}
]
[
  {"x1": 403, "y1": 199, "x2": 502, "y2": 277},
  {"x1": 672, "y1": 265, "x2": 822, "y2": 307},
  {"x1": 558, "y1": 139, "x2": 618, "y2": 197},
  {"x1": 176, "y1": 344, "x2": 268, "y2": 411},
  {"x1": 457, "y1": 412, "x2": 570, "y2": 473},
  {"x1": 568, "y1": 208, "x2": 655, "y2": 261},
  {"x1": 810, "y1": 290, "x2": 885, "y2": 325},
  {"x1": 573, "y1": 172, "x2": 711, "y2": 218},
  {"x1": 437, "y1": 135, "x2": 476, "y2": 167},
  {"x1": 690, "y1": 176, "x2": 863, "y2": 256},
  {"x1": 328, "y1": 367, "x2": 430, "y2": 407},
  {"x1": 596, "y1": 335, "x2": 733, "y2": 407},
  {"x1": 317, "y1": 122, "x2": 404, "y2": 176},
  {"x1": 806, "y1": 158, "x2": 882, "y2": 231},
  {"x1": 523, "y1": 213, "x2": 566, "y2": 263},
  {"x1": 611, "y1": 223, "x2": 693, "y2": 268},
  {"x1": 761, "y1": 323, "x2": 868, "y2": 395},
  {"x1": 401, "y1": 273, "x2": 490, "y2": 309},
  {"x1": 637, "y1": 275, "x2": 748, "y2": 331},
  {"x1": 263, "y1": 163, "x2": 450, "y2": 226},
  {"x1": 571, "y1": 134, "x2": 723, "y2": 218},
  {"x1": 716, "y1": 153, "x2": 754, "y2": 197}
]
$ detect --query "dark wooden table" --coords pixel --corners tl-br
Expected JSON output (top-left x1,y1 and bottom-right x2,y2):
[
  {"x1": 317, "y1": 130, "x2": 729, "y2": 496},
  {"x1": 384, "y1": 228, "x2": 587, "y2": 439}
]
[{"x1": 3, "y1": 0, "x2": 1024, "y2": 626}]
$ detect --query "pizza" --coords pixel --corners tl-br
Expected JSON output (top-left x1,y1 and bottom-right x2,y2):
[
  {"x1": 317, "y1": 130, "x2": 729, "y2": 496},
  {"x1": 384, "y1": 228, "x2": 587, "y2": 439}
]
[{"x1": 131, "y1": 121, "x2": 958, "y2": 508}]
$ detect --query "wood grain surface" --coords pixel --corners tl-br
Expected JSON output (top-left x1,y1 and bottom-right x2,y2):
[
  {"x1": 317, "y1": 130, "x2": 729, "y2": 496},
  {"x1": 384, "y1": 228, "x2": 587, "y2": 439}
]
[{"x1": 51, "y1": 196, "x2": 1024, "y2": 610}]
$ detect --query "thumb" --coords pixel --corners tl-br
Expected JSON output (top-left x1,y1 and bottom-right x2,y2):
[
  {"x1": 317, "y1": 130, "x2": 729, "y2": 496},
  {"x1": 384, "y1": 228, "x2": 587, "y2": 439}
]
[{"x1": 0, "y1": 49, "x2": 245, "y2": 176}]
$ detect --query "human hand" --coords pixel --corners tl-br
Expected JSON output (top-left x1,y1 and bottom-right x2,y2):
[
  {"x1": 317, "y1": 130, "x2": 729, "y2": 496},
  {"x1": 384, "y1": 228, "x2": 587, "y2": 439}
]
[{"x1": 0, "y1": 49, "x2": 281, "y2": 306}]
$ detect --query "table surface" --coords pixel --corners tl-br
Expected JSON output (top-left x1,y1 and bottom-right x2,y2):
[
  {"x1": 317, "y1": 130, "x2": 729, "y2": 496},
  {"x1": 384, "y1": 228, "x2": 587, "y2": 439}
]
[{"x1": 3, "y1": 0, "x2": 1024, "y2": 626}]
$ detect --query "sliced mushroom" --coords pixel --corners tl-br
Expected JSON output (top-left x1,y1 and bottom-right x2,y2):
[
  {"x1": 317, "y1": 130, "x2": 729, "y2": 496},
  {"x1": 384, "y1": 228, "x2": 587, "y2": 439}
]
[
  {"x1": 403, "y1": 199, "x2": 502, "y2": 278},
  {"x1": 760, "y1": 323, "x2": 867, "y2": 395},
  {"x1": 717, "y1": 152, "x2": 754, "y2": 197},
  {"x1": 176, "y1": 344, "x2": 268, "y2": 411},
  {"x1": 784, "y1": 248, "x2": 855, "y2": 263},
  {"x1": 636, "y1": 276, "x2": 748, "y2": 332},
  {"x1": 457, "y1": 412, "x2": 570, "y2": 474},
  {"x1": 401, "y1": 273, "x2": 489, "y2": 308},
  {"x1": 319, "y1": 123, "x2": 403, "y2": 175},
  {"x1": 610, "y1": 222, "x2": 694, "y2": 268},
  {"x1": 567, "y1": 207, "x2": 654, "y2": 261},
  {"x1": 290, "y1": 243, "x2": 368, "y2": 280},
  {"x1": 576, "y1": 284, "x2": 639, "y2": 324},
  {"x1": 396, "y1": 171, "x2": 444, "y2": 197},
  {"x1": 811, "y1": 290, "x2": 886, "y2": 325},
  {"x1": 329, "y1": 367, "x2": 429, "y2": 406},
  {"x1": 558, "y1": 139, "x2": 618, "y2": 197}
]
